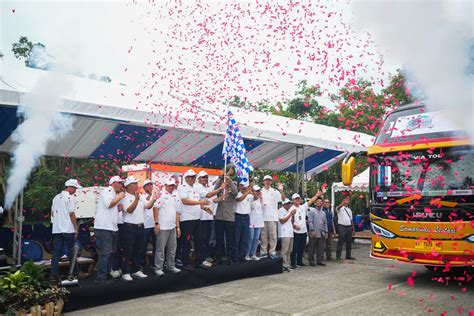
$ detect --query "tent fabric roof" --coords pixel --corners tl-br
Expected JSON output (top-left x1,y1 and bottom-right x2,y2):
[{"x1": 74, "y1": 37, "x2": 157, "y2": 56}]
[
  {"x1": 332, "y1": 168, "x2": 370, "y2": 193},
  {"x1": 0, "y1": 63, "x2": 374, "y2": 173}
]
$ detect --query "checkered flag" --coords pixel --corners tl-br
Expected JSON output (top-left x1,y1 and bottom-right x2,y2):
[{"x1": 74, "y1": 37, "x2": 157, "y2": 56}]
[{"x1": 222, "y1": 108, "x2": 254, "y2": 183}]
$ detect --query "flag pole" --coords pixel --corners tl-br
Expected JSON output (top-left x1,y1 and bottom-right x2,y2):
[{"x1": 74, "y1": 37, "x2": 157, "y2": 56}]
[{"x1": 223, "y1": 104, "x2": 229, "y2": 195}]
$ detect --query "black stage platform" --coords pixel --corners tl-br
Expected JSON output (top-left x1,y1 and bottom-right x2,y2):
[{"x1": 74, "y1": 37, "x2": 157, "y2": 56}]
[{"x1": 65, "y1": 258, "x2": 282, "y2": 312}]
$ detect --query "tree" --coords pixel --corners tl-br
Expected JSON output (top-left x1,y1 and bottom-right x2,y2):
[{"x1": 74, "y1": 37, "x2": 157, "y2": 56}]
[{"x1": 11, "y1": 36, "x2": 34, "y2": 65}]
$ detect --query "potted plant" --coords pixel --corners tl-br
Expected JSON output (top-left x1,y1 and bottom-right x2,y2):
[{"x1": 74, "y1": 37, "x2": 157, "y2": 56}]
[{"x1": 0, "y1": 261, "x2": 69, "y2": 316}]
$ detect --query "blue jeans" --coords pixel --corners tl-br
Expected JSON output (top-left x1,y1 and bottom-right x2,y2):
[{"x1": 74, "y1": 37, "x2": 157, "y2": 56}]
[
  {"x1": 247, "y1": 227, "x2": 261, "y2": 257},
  {"x1": 122, "y1": 223, "x2": 145, "y2": 274},
  {"x1": 234, "y1": 214, "x2": 250, "y2": 260},
  {"x1": 95, "y1": 229, "x2": 118, "y2": 280},
  {"x1": 51, "y1": 233, "x2": 76, "y2": 276},
  {"x1": 141, "y1": 227, "x2": 156, "y2": 267},
  {"x1": 201, "y1": 220, "x2": 214, "y2": 259}
]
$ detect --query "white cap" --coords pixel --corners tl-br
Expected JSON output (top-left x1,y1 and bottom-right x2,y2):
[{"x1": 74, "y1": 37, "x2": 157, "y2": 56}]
[
  {"x1": 143, "y1": 179, "x2": 153, "y2": 187},
  {"x1": 65, "y1": 179, "x2": 82, "y2": 189},
  {"x1": 109, "y1": 176, "x2": 124, "y2": 186},
  {"x1": 253, "y1": 185, "x2": 261, "y2": 191},
  {"x1": 292, "y1": 193, "x2": 301, "y2": 200},
  {"x1": 164, "y1": 178, "x2": 176, "y2": 186},
  {"x1": 124, "y1": 177, "x2": 139, "y2": 187},
  {"x1": 0, "y1": 206, "x2": 3, "y2": 214},
  {"x1": 197, "y1": 170, "x2": 208, "y2": 178},
  {"x1": 263, "y1": 175, "x2": 273, "y2": 181},
  {"x1": 183, "y1": 169, "x2": 197, "y2": 178},
  {"x1": 282, "y1": 198, "x2": 292, "y2": 205}
]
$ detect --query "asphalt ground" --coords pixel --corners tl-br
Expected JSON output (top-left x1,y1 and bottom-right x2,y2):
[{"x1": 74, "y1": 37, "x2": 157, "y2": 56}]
[{"x1": 67, "y1": 241, "x2": 473, "y2": 315}]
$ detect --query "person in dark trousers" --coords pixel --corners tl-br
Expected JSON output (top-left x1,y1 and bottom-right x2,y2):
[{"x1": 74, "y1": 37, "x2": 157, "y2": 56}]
[
  {"x1": 336, "y1": 197, "x2": 355, "y2": 260},
  {"x1": 141, "y1": 179, "x2": 157, "y2": 268},
  {"x1": 50, "y1": 179, "x2": 81, "y2": 279},
  {"x1": 323, "y1": 199, "x2": 336, "y2": 260},
  {"x1": 289, "y1": 191, "x2": 322, "y2": 269},
  {"x1": 119, "y1": 177, "x2": 148, "y2": 281},
  {"x1": 307, "y1": 197, "x2": 328, "y2": 266},
  {"x1": 234, "y1": 182, "x2": 257, "y2": 262},
  {"x1": 177, "y1": 169, "x2": 211, "y2": 270},
  {"x1": 213, "y1": 170, "x2": 238, "y2": 265}
]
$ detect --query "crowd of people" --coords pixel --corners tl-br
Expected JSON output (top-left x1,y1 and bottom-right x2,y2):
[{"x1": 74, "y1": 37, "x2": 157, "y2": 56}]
[{"x1": 49, "y1": 168, "x2": 356, "y2": 285}]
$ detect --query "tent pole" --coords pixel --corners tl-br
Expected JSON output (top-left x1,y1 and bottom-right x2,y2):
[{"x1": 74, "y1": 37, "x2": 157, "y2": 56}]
[
  {"x1": 295, "y1": 147, "x2": 299, "y2": 194},
  {"x1": 302, "y1": 145, "x2": 306, "y2": 199},
  {"x1": 331, "y1": 183, "x2": 335, "y2": 215}
]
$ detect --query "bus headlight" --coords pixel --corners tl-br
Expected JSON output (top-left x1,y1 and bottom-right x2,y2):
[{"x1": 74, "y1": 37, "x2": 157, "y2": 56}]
[
  {"x1": 371, "y1": 222, "x2": 396, "y2": 239},
  {"x1": 466, "y1": 235, "x2": 474, "y2": 243}
]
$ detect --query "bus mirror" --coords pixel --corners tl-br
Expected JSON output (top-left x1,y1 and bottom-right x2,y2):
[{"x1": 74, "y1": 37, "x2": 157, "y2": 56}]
[{"x1": 342, "y1": 155, "x2": 355, "y2": 186}]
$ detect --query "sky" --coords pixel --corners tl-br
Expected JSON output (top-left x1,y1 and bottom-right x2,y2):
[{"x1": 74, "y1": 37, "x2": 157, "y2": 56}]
[{"x1": 1, "y1": 0, "x2": 401, "y2": 111}]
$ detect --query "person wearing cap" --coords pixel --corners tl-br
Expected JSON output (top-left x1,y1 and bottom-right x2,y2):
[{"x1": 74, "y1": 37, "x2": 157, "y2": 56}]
[
  {"x1": 213, "y1": 168, "x2": 238, "y2": 265},
  {"x1": 278, "y1": 199, "x2": 296, "y2": 272},
  {"x1": 323, "y1": 198, "x2": 336, "y2": 261},
  {"x1": 141, "y1": 179, "x2": 158, "y2": 268},
  {"x1": 118, "y1": 177, "x2": 149, "y2": 281},
  {"x1": 307, "y1": 196, "x2": 328, "y2": 266},
  {"x1": 234, "y1": 180, "x2": 257, "y2": 262},
  {"x1": 247, "y1": 184, "x2": 264, "y2": 261},
  {"x1": 94, "y1": 176, "x2": 125, "y2": 285},
  {"x1": 177, "y1": 169, "x2": 211, "y2": 269},
  {"x1": 289, "y1": 191, "x2": 322, "y2": 269},
  {"x1": 195, "y1": 171, "x2": 223, "y2": 264},
  {"x1": 260, "y1": 175, "x2": 285, "y2": 259},
  {"x1": 153, "y1": 178, "x2": 182, "y2": 276},
  {"x1": 50, "y1": 179, "x2": 81, "y2": 279}
]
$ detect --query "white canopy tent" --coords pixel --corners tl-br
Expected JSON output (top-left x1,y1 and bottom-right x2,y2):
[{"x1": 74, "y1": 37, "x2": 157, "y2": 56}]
[{"x1": 331, "y1": 168, "x2": 370, "y2": 212}]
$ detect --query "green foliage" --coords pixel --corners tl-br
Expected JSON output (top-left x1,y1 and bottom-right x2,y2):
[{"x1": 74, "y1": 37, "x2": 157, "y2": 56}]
[
  {"x1": 0, "y1": 270, "x2": 29, "y2": 292},
  {"x1": 20, "y1": 261, "x2": 48, "y2": 290},
  {"x1": 11, "y1": 36, "x2": 34, "y2": 65}
]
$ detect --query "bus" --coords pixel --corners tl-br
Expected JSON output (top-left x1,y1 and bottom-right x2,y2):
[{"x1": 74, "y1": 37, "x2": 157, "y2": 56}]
[{"x1": 341, "y1": 102, "x2": 474, "y2": 268}]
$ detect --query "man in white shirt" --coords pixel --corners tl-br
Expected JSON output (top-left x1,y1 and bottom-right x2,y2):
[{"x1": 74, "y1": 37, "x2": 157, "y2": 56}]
[
  {"x1": 247, "y1": 185, "x2": 264, "y2": 260},
  {"x1": 336, "y1": 197, "x2": 356, "y2": 260},
  {"x1": 119, "y1": 177, "x2": 148, "y2": 281},
  {"x1": 94, "y1": 176, "x2": 125, "y2": 285},
  {"x1": 278, "y1": 199, "x2": 296, "y2": 272},
  {"x1": 234, "y1": 182, "x2": 257, "y2": 262},
  {"x1": 177, "y1": 169, "x2": 210, "y2": 269},
  {"x1": 195, "y1": 171, "x2": 222, "y2": 263},
  {"x1": 153, "y1": 178, "x2": 182, "y2": 276},
  {"x1": 260, "y1": 175, "x2": 285, "y2": 259},
  {"x1": 141, "y1": 179, "x2": 158, "y2": 268},
  {"x1": 289, "y1": 191, "x2": 322, "y2": 269},
  {"x1": 50, "y1": 179, "x2": 81, "y2": 278}
]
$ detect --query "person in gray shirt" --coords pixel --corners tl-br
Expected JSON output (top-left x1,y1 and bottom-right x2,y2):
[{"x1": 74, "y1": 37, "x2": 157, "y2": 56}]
[
  {"x1": 307, "y1": 197, "x2": 328, "y2": 266},
  {"x1": 213, "y1": 172, "x2": 238, "y2": 264}
]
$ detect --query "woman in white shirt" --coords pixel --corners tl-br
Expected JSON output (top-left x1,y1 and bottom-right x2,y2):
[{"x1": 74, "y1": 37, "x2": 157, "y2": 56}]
[{"x1": 247, "y1": 185, "x2": 264, "y2": 260}]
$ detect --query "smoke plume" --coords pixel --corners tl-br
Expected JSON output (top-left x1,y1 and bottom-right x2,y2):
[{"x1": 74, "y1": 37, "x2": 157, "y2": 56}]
[
  {"x1": 4, "y1": 71, "x2": 74, "y2": 210},
  {"x1": 352, "y1": 0, "x2": 473, "y2": 137}
]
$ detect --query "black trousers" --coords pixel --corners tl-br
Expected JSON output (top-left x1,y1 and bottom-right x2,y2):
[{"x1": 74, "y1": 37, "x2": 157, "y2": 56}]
[
  {"x1": 214, "y1": 219, "x2": 236, "y2": 261},
  {"x1": 336, "y1": 224, "x2": 353, "y2": 259},
  {"x1": 121, "y1": 223, "x2": 145, "y2": 274},
  {"x1": 290, "y1": 232, "x2": 307, "y2": 265},
  {"x1": 201, "y1": 220, "x2": 214, "y2": 259},
  {"x1": 179, "y1": 220, "x2": 203, "y2": 266}
]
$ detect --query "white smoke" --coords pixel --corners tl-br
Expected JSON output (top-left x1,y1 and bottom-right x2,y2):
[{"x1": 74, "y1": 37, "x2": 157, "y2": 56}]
[
  {"x1": 351, "y1": 0, "x2": 474, "y2": 137},
  {"x1": 4, "y1": 72, "x2": 74, "y2": 210}
]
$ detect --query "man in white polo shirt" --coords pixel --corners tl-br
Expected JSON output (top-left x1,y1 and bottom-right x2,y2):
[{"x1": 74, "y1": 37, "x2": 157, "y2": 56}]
[
  {"x1": 278, "y1": 199, "x2": 296, "y2": 272},
  {"x1": 94, "y1": 176, "x2": 125, "y2": 285},
  {"x1": 336, "y1": 197, "x2": 355, "y2": 261},
  {"x1": 177, "y1": 169, "x2": 210, "y2": 269},
  {"x1": 260, "y1": 175, "x2": 285, "y2": 259},
  {"x1": 153, "y1": 178, "x2": 182, "y2": 276},
  {"x1": 234, "y1": 181, "x2": 257, "y2": 262},
  {"x1": 119, "y1": 177, "x2": 148, "y2": 281},
  {"x1": 195, "y1": 171, "x2": 222, "y2": 263},
  {"x1": 141, "y1": 179, "x2": 158, "y2": 268},
  {"x1": 50, "y1": 179, "x2": 81, "y2": 278}
]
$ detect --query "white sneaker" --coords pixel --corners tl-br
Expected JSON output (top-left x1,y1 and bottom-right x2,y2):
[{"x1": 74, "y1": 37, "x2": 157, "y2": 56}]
[
  {"x1": 168, "y1": 267, "x2": 181, "y2": 274},
  {"x1": 132, "y1": 271, "x2": 148, "y2": 279},
  {"x1": 250, "y1": 255, "x2": 260, "y2": 261},
  {"x1": 202, "y1": 260, "x2": 213, "y2": 268},
  {"x1": 245, "y1": 256, "x2": 251, "y2": 261},
  {"x1": 155, "y1": 269, "x2": 165, "y2": 277},
  {"x1": 110, "y1": 270, "x2": 121, "y2": 278},
  {"x1": 121, "y1": 274, "x2": 133, "y2": 282}
]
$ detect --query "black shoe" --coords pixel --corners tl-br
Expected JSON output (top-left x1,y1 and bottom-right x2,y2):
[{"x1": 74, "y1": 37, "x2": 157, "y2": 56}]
[
  {"x1": 291, "y1": 265, "x2": 298, "y2": 269},
  {"x1": 227, "y1": 259, "x2": 235, "y2": 266},
  {"x1": 94, "y1": 278, "x2": 115, "y2": 286},
  {"x1": 297, "y1": 262, "x2": 307, "y2": 267},
  {"x1": 175, "y1": 259, "x2": 184, "y2": 268},
  {"x1": 326, "y1": 258, "x2": 333, "y2": 261},
  {"x1": 309, "y1": 262, "x2": 316, "y2": 267},
  {"x1": 182, "y1": 265, "x2": 194, "y2": 271},
  {"x1": 317, "y1": 262, "x2": 326, "y2": 266},
  {"x1": 283, "y1": 267, "x2": 290, "y2": 272},
  {"x1": 346, "y1": 257, "x2": 356, "y2": 260}
]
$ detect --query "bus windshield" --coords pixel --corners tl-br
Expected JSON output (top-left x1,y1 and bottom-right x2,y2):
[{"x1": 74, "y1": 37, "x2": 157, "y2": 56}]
[{"x1": 371, "y1": 147, "x2": 474, "y2": 202}]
